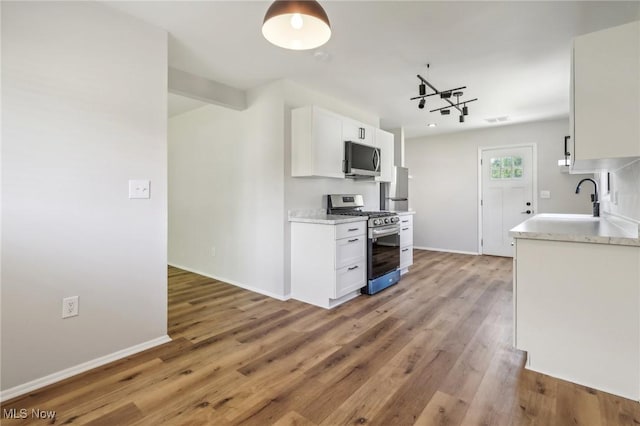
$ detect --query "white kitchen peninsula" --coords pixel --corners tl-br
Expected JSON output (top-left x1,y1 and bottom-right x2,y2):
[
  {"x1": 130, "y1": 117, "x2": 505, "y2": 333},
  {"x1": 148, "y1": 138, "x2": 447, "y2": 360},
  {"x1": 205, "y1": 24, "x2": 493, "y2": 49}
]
[{"x1": 510, "y1": 214, "x2": 640, "y2": 400}]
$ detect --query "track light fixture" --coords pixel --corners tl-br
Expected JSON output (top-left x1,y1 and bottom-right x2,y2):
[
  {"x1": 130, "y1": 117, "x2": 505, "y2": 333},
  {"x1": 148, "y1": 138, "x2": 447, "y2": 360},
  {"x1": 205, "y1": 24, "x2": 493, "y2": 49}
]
[{"x1": 410, "y1": 65, "x2": 478, "y2": 124}]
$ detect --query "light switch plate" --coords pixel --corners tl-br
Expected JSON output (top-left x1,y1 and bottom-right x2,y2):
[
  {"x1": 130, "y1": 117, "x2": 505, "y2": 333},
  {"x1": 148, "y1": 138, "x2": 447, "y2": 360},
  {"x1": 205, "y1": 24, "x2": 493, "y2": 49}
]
[
  {"x1": 540, "y1": 190, "x2": 551, "y2": 199},
  {"x1": 129, "y1": 180, "x2": 150, "y2": 199}
]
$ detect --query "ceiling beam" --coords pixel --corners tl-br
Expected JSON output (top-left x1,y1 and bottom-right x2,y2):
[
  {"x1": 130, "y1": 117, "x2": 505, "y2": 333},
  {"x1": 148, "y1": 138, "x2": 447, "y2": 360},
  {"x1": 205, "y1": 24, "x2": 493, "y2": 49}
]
[{"x1": 168, "y1": 68, "x2": 246, "y2": 111}]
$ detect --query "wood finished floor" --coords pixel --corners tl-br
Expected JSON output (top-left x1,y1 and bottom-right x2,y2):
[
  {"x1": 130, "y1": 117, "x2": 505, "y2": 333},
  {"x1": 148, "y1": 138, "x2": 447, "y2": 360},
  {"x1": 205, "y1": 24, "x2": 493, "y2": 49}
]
[{"x1": 3, "y1": 250, "x2": 640, "y2": 425}]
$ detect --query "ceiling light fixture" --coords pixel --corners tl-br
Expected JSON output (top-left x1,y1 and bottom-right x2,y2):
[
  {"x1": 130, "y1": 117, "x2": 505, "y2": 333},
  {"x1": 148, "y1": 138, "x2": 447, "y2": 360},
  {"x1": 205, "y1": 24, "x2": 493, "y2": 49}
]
[
  {"x1": 262, "y1": 0, "x2": 331, "y2": 50},
  {"x1": 427, "y1": 123, "x2": 437, "y2": 128},
  {"x1": 410, "y1": 64, "x2": 478, "y2": 125}
]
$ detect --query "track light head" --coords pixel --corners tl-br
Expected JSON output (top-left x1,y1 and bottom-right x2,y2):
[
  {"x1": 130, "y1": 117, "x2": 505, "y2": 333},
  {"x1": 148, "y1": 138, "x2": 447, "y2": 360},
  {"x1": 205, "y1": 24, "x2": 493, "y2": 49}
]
[
  {"x1": 440, "y1": 91, "x2": 452, "y2": 99},
  {"x1": 459, "y1": 114, "x2": 465, "y2": 123},
  {"x1": 419, "y1": 83, "x2": 426, "y2": 96},
  {"x1": 418, "y1": 99, "x2": 425, "y2": 109},
  {"x1": 440, "y1": 109, "x2": 450, "y2": 115},
  {"x1": 463, "y1": 105, "x2": 469, "y2": 116}
]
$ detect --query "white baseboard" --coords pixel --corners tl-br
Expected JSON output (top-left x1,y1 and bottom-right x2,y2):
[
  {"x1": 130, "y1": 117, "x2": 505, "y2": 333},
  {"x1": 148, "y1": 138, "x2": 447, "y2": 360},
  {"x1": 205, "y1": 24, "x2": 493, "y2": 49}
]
[
  {"x1": 168, "y1": 263, "x2": 290, "y2": 301},
  {"x1": 413, "y1": 246, "x2": 479, "y2": 256},
  {"x1": 0, "y1": 335, "x2": 171, "y2": 402}
]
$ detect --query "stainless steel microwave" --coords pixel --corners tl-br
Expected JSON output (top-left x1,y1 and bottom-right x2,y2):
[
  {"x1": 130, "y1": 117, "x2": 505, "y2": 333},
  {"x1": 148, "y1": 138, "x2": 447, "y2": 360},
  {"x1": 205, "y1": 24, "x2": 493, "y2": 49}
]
[{"x1": 343, "y1": 141, "x2": 381, "y2": 177}]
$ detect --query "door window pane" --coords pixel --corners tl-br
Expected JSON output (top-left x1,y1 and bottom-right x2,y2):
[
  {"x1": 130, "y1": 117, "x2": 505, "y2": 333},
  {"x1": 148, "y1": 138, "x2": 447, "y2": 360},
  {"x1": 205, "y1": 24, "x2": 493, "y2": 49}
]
[{"x1": 490, "y1": 156, "x2": 523, "y2": 180}]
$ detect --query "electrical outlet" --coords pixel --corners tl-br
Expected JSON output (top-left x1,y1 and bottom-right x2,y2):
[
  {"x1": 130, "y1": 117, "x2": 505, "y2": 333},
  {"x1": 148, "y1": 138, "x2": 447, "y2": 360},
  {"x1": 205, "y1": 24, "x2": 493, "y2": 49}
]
[{"x1": 62, "y1": 296, "x2": 79, "y2": 318}]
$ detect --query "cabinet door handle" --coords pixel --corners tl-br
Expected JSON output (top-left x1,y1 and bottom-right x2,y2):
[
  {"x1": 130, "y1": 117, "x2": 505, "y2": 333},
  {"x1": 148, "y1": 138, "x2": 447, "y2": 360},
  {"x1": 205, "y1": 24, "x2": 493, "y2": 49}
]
[
  {"x1": 348, "y1": 265, "x2": 359, "y2": 271},
  {"x1": 402, "y1": 227, "x2": 409, "y2": 231},
  {"x1": 401, "y1": 220, "x2": 409, "y2": 223},
  {"x1": 348, "y1": 238, "x2": 359, "y2": 243},
  {"x1": 402, "y1": 248, "x2": 409, "y2": 252},
  {"x1": 348, "y1": 228, "x2": 359, "y2": 232}
]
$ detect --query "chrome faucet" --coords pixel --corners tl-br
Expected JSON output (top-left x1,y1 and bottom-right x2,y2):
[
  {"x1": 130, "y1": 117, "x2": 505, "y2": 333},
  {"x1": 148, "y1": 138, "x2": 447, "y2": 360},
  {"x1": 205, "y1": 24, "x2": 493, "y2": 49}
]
[{"x1": 575, "y1": 178, "x2": 600, "y2": 217}]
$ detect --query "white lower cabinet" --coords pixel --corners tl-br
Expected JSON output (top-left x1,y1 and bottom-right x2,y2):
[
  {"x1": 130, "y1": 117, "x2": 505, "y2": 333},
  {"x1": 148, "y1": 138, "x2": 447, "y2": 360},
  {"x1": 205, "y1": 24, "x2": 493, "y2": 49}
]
[
  {"x1": 291, "y1": 220, "x2": 367, "y2": 309},
  {"x1": 335, "y1": 263, "x2": 366, "y2": 299},
  {"x1": 514, "y1": 237, "x2": 640, "y2": 400},
  {"x1": 399, "y1": 214, "x2": 414, "y2": 272}
]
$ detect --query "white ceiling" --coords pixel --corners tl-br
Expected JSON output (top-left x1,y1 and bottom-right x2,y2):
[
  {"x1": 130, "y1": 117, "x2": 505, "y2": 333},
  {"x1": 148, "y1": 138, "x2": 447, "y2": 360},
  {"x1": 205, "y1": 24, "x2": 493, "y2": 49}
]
[{"x1": 108, "y1": 1, "x2": 640, "y2": 138}]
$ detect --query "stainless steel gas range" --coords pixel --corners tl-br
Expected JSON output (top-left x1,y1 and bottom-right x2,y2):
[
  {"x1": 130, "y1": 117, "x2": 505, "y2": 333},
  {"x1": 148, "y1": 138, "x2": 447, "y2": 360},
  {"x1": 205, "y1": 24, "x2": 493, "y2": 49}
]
[{"x1": 327, "y1": 194, "x2": 401, "y2": 295}]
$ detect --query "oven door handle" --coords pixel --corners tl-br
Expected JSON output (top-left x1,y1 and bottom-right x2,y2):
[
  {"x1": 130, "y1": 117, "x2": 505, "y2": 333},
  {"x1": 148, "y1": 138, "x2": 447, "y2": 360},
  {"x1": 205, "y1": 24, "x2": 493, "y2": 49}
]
[{"x1": 370, "y1": 225, "x2": 400, "y2": 238}]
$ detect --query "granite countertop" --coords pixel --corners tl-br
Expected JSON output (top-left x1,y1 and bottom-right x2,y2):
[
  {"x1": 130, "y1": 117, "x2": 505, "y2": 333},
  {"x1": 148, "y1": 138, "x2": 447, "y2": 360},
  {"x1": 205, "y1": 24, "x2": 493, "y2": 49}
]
[
  {"x1": 289, "y1": 209, "x2": 415, "y2": 224},
  {"x1": 510, "y1": 213, "x2": 640, "y2": 247},
  {"x1": 288, "y1": 210, "x2": 367, "y2": 225}
]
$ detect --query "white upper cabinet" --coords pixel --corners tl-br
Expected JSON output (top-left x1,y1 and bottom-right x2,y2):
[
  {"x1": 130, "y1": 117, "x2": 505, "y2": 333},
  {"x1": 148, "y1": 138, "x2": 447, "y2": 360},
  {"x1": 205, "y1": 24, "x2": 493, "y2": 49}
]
[
  {"x1": 291, "y1": 106, "x2": 344, "y2": 178},
  {"x1": 374, "y1": 128, "x2": 394, "y2": 183},
  {"x1": 291, "y1": 105, "x2": 394, "y2": 179},
  {"x1": 342, "y1": 118, "x2": 374, "y2": 146},
  {"x1": 571, "y1": 20, "x2": 640, "y2": 172}
]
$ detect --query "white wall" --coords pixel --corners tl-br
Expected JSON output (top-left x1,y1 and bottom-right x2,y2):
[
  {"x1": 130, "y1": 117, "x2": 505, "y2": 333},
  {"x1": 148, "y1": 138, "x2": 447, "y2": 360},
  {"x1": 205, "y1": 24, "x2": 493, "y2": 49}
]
[
  {"x1": 1, "y1": 2, "x2": 168, "y2": 392},
  {"x1": 390, "y1": 128, "x2": 405, "y2": 167},
  {"x1": 168, "y1": 83, "x2": 285, "y2": 298},
  {"x1": 406, "y1": 118, "x2": 592, "y2": 253},
  {"x1": 599, "y1": 160, "x2": 640, "y2": 222}
]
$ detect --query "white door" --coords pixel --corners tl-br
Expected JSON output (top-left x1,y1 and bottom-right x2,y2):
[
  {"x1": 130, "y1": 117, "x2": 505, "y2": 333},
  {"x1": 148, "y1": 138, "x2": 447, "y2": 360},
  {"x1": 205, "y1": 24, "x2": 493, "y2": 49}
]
[{"x1": 481, "y1": 146, "x2": 534, "y2": 257}]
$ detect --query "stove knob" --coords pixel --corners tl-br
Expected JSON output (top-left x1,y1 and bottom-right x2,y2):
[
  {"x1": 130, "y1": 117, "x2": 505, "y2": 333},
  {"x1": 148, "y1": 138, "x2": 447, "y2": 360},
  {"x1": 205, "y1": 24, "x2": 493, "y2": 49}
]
[
  {"x1": 373, "y1": 219, "x2": 381, "y2": 225},
  {"x1": 392, "y1": 217, "x2": 399, "y2": 223},
  {"x1": 384, "y1": 218, "x2": 390, "y2": 224}
]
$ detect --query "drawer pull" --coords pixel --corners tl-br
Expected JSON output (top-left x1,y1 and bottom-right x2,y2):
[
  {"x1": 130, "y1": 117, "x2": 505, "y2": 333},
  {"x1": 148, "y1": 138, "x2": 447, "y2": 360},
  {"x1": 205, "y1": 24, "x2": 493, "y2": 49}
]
[
  {"x1": 402, "y1": 248, "x2": 409, "y2": 252},
  {"x1": 348, "y1": 238, "x2": 359, "y2": 243},
  {"x1": 402, "y1": 220, "x2": 409, "y2": 223},
  {"x1": 402, "y1": 227, "x2": 409, "y2": 231},
  {"x1": 348, "y1": 228, "x2": 359, "y2": 232},
  {"x1": 348, "y1": 265, "x2": 359, "y2": 271}
]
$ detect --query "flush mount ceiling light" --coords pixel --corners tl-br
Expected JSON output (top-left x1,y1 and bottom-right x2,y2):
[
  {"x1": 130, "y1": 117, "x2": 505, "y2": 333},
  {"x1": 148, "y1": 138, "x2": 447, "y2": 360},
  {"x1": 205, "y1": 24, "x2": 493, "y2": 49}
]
[
  {"x1": 410, "y1": 64, "x2": 478, "y2": 125},
  {"x1": 262, "y1": 0, "x2": 331, "y2": 50}
]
